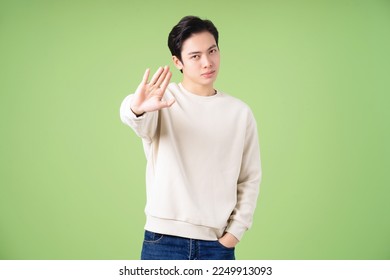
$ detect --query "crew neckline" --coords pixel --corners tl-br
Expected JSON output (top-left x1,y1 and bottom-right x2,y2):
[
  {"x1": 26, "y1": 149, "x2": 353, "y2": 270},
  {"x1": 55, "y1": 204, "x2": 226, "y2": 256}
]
[{"x1": 178, "y1": 83, "x2": 220, "y2": 100}]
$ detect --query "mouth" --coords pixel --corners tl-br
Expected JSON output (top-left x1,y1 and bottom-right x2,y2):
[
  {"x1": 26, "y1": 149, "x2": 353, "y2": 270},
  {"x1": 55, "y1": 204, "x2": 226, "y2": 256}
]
[{"x1": 201, "y1": 70, "x2": 215, "y2": 78}]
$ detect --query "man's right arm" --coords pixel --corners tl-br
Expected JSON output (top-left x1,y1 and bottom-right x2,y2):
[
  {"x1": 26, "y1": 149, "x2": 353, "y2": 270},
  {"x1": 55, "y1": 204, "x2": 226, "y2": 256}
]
[
  {"x1": 120, "y1": 94, "x2": 159, "y2": 141},
  {"x1": 119, "y1": 66, "x2": 175, "y2": 141}
]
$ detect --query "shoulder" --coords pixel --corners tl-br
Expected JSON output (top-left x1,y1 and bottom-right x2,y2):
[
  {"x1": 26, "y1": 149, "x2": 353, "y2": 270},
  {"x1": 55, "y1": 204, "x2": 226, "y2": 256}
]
[
  {"x1": 167, "y1": 82, "x2": 180, "y2": 93},
  {"x1": 219, "y1": 91, "x2": 258, "y2": 128},
  {"x1": 161, "y1": 82, "x2": 180, "y2": 100},
  {"x1": 218, "y1": 90, "x2": 254, "y2": 114}
]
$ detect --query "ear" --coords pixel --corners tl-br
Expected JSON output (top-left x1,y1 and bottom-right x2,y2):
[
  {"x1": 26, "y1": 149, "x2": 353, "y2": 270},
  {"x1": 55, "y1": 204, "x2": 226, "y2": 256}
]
[{"x1": 172, "y1": 56, "x2": 183, "y2": 71}]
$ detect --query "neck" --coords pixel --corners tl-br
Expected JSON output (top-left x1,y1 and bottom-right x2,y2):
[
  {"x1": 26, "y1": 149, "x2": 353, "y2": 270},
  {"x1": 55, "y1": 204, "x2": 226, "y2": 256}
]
[{"x1": 181, "y1": 80, "x2": 216, "y2": 96}]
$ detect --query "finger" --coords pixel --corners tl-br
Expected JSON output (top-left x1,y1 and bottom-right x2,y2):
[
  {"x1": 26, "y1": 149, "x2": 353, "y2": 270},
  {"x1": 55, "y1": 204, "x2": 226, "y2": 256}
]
[
  {"x1": 149, "y1": 67, "x2": 164, "y2": 85},
  {"x1": 166, "y1": 98, "x2": 175, "y2": 107},
  {"x1": 159, "y1": 71, "x2": 172, "y2": 92},
  {"x1": 154, "y1": 66, "x2": 169, "y2": 87},
  {"x1": 158, "y1": 98, "x2": 175, "y2": 109},
  {"x1": 141, "y1": 68, "x2": 150, "y2": 85}
]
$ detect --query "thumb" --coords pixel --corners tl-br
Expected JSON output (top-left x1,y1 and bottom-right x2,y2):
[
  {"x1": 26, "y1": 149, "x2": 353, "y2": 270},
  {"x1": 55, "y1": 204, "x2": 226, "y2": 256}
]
[{"x1": 160, "y1": 98, "x2": 175, "y2": 109}]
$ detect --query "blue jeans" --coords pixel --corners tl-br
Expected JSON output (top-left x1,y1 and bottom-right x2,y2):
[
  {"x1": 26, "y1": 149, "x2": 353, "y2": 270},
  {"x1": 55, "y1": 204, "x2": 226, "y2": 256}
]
[{"x1": 141, "y1": 230, "x2": 235, "y2": 260}]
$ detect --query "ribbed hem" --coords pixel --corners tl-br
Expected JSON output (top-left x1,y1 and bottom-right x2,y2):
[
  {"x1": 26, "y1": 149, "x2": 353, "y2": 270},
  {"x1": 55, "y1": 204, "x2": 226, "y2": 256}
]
[{"x1": 145, "y1": 216, "x2": 225, "y2": 241}]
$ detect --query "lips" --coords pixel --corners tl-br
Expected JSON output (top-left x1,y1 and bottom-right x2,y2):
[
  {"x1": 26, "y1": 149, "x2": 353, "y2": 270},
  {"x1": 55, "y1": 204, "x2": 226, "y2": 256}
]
[{"x1": 201, "y1": 70, "x2": 215, "y2": 78}]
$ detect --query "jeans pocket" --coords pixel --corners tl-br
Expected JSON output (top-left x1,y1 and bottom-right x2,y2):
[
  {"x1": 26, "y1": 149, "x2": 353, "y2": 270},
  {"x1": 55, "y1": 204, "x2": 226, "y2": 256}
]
[
  {"x1": 143, "y1": 230, "x2": 164, "y2": 243},
  {"x1": 216, "y1": 240, "x2": 235, "y2": 250}
]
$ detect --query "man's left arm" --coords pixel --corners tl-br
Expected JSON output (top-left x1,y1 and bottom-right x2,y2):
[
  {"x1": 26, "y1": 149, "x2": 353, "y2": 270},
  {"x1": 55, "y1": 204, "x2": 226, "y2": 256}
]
[{"x1": 223, "y1": 109, "x2": 262, "y2": 245}]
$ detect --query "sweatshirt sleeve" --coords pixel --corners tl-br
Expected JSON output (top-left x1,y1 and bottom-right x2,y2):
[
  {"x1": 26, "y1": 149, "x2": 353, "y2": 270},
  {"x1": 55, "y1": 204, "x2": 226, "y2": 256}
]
[
  {"x1": 225, "y1": 109, "x2": 262, "y2": 241},
  {"x1": 119, "y1": 94, "x2": 159, "y2": 142}
]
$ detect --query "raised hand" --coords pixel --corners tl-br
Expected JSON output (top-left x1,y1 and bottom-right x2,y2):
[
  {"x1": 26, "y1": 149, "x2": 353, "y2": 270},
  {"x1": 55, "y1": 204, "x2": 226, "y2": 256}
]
[{"x1": 130, "y1": 66, "x2": 175, "y2": 116}]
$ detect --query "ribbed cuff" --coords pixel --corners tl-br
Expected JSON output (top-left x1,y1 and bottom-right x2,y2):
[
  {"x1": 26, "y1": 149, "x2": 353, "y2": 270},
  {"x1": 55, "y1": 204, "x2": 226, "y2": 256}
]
[{"x1": 225, "y1": 220, "x2": 247, "y2": 241}]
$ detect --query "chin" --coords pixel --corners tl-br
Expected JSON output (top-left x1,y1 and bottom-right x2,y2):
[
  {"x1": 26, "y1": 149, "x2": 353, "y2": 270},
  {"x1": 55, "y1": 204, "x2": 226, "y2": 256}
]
[{"x1": 200, "y1": 77, "x2": 217, "y2": 85}]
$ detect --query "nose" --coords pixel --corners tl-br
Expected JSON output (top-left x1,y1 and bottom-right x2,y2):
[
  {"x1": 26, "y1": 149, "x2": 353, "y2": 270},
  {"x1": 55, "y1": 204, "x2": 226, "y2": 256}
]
[{"x1": 202, "y1": 55, "x2": 212, "y2": 68}]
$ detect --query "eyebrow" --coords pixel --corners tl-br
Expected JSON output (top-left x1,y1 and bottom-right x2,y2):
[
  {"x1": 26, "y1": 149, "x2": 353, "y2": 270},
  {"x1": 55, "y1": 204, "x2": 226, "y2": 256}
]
[{"x1": 187, "y1": 44, "x2": 218, "y2": 55}]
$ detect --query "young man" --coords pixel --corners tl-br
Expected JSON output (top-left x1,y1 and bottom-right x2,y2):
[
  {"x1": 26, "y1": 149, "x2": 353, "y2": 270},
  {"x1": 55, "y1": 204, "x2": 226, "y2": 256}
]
[{"x1": 120, "y1": 16, "x2": 261, "y2": 260}]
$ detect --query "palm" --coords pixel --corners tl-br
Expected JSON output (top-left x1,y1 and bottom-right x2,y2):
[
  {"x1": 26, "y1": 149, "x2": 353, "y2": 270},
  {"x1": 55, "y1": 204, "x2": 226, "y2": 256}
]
[{"x1": 131, "y1": 66, "x2": 175, "y2": 115}]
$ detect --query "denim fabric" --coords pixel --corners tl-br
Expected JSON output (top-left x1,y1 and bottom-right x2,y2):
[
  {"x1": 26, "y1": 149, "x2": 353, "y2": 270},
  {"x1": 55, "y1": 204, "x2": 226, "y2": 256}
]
[{"x1": 141, "y1": 230, "x2": 235, "y2": 260}]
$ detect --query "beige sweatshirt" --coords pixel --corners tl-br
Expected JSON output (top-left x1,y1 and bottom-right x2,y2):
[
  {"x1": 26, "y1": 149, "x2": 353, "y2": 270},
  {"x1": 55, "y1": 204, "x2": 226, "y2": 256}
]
[{"x1": 120, "y1": 83, "x2": 261, "y2": 241}]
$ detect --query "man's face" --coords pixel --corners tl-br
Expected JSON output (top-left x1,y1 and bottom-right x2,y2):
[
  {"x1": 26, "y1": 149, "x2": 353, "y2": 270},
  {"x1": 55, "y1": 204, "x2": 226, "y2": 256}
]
[{"x1": 174, "y1": 31, "x2": 220, "y2": 88}]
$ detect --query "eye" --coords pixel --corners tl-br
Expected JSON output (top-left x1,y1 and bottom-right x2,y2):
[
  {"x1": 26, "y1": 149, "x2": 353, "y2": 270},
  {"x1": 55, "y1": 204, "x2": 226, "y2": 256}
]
[
  {"x1": 210, "y1": 48, "x2": 218, "y2": 54},
  {"x1": 191, "y1": 55, "x2": 200, "y2": 59}
]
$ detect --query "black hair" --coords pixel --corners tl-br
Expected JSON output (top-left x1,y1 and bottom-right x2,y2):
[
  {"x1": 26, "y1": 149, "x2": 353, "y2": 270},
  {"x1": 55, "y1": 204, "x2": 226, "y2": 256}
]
[{"x1": 168, "y1": 16, "x2": 219, "y2": 63}]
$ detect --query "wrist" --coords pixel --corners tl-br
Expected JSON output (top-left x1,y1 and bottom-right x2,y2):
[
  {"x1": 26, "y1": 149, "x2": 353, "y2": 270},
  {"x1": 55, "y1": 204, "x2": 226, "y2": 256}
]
[
  {"x1": 130, "y1": 106, "x2": 145, "y2": 117},
  {"x1": 219, "y1": 232, "x2": 239, "y2": 248}
]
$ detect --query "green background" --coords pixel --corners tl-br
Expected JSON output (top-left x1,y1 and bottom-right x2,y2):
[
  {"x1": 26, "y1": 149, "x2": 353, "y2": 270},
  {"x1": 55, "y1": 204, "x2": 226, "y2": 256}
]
[{"x1": 1, "y1": 0, "x2": 389, "y2": 260}]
